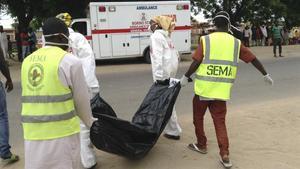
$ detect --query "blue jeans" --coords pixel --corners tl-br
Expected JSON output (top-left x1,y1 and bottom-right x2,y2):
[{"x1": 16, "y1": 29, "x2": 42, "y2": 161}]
[{"x1": 0, "y1": 81, "x2": 11, "y2": 158}]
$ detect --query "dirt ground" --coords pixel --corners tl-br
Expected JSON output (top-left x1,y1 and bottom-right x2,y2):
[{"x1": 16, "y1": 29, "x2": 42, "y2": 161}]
[
  {"x1": 2, "y1": 45, "x2": 300, "y2": 169},
  {"x1": 93, "y1": 97, "x2": 300, "y2": 169}
]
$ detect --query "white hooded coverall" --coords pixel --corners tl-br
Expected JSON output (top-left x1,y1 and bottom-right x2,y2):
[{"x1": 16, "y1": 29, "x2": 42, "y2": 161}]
[
  {"x1": 150, "y1": 29, "x2": 182, "y2": 136},
  {"x1": 68, "y1": 28, "x2": 99, "y2": 168}
]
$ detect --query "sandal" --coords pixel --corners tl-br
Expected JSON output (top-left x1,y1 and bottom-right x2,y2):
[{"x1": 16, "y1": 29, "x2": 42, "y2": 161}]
[
  {"x1": 1, "y1": 154, "x2": 19, "y2": 165},
  {"x1": 187, "y1": 143, "x2": 207, "y2": 154},
  {"x1": 219, "y1": 155, "x2": 232, "y2": 169}
]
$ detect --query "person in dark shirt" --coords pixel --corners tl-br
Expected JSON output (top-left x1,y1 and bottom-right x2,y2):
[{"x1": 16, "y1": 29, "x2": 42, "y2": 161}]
[{"x1": 0, "y1": 40, "x2": 19, "y2": 165}]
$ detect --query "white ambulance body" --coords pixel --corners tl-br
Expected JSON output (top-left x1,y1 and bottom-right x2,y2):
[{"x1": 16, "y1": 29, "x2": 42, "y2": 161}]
[{"x1": 71, "y1": 1, "x2": 191, "y2": 62}]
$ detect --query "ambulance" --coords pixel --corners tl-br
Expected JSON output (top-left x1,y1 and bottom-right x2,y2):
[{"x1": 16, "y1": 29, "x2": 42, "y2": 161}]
[{"x1": 71, "y1": 0, "x2": 191, "y2": 62}]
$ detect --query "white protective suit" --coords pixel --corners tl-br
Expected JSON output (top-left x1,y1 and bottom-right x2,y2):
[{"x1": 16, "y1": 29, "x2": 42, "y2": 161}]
[
  {"x1": 68, "y1": 28, "x2": 99, "y2": 169},
  {"x1": 0, "y1": 32, "x2": 8, "y2": 58},
  {"x1": 150, "y1": 29, "x2": 182, "y2": 136}
]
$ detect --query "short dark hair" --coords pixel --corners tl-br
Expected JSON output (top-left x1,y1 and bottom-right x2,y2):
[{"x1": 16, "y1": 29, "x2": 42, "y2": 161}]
[{"x1": 42, "y1": 17, "x2": 69, "y2": 36}]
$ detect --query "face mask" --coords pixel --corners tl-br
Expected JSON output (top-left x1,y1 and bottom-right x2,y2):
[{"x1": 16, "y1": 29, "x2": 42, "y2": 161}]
[
  {"x1": 43, "y1": 33, "x2": 71, "y2": 47},
  {"x1": 148, "y1": 23, "x2": 159, "y2": 33},
  {"x1": 148, "y1": 25, "x2": 152, "y2": 32}
]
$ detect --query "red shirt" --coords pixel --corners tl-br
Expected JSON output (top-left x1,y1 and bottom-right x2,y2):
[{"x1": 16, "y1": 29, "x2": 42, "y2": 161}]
[
  {"x1": 193, "y1": 38, "x2": 256, "y2": 63},
  {"x1": 20, "y1": 33, "x2": 29, "y2": 46}
]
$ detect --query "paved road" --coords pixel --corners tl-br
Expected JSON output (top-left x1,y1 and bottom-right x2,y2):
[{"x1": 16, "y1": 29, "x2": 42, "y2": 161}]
[{"x1": 2, "y1": 45, "x2": 300, "y2": 169}]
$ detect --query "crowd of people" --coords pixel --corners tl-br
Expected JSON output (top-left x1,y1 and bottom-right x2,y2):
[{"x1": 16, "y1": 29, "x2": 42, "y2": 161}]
[
  {"x1": 0, "y1": 25, "x2": 37, "y2": 62},
  {"x1": 241, "y1": 24, "x2": 300, "y2": 47}
]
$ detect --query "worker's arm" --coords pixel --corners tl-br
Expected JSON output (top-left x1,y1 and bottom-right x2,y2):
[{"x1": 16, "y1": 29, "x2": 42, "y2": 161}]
[
  {"x1": 251, "y1": 58, "x2": 267, "y2": 76},
  {"x1": 239, "y1": 44, "x2": 273, "y2": 85},
  {"x1": 184, "y1": 60, "x2": 201, "y2": 78},
  {"x1": 0, "y1": 43, "x2": 13, "y2": 92},
  {"x1": 180, "y1": 41, "x2": 204, "y2": 86},
  {"x1": 59, "y1": 54, "x2": 93, "y2": 127}
]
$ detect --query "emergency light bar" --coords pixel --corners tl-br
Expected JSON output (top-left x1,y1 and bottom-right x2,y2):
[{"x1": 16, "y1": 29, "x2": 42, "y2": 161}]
[
  {"x1": 176, "y1": 4, "x2": 189, "y2": 10},
  {"x1": 99, "y1": 6, "x2": 106, "y2": 12},
  {"x1": 109, "y1": 6, "x2": 116, "y2": 12}
]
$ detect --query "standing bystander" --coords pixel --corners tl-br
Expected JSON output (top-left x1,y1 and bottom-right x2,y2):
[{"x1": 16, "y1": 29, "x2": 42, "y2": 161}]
[
  {"x1": 271, "y1": 22, "x2": 284, "y2": 57},
  {"x1": 28, "y1": 27, "x2": 37, "y2": 53},
  {"x1": 0, "y1": 39, "x2": 19, "y2": 166},
  {"x1": 243, "y1": 26, "x2": 251, "y2": 47},
  {"x1": 260, "y1": 24, "x2": 268, "y2": 46},
  {"x1": 20, "y1": 28, "x2": 30, "y2": 60},
  {"x1": 0, "y1": 26, "x2": 8, "y2": 59}
]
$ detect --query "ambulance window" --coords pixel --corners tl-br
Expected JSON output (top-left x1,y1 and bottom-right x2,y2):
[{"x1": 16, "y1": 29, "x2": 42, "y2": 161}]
[{"x1": 72, "y1": 22, "x2": 87, "y2": 36}]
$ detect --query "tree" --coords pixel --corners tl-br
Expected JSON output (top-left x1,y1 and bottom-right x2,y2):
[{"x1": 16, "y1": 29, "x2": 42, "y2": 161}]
[
  {"x1": 281, "y1": 0, "x2": 300, "y2": 28},
  {"x1": 191, "y1": 0, "x2": 287, "y2": 25},
  {"x1": 0, "y1": 0, "x2": 89, "y2": 31}
]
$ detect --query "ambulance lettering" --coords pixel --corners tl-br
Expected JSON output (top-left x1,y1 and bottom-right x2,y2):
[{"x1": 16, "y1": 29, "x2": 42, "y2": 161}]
[{"x1": 137, "y1": 6, "x2": 157, "y2": 10}]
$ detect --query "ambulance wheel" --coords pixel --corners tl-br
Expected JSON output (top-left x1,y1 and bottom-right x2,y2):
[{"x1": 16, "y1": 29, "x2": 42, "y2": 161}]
[{"x1": 143, "y1": 48, "x2": 151, "y2": 64}]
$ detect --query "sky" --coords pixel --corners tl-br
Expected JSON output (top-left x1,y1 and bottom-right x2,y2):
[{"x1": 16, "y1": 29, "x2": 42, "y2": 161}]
[{"x1": 0, "y1": 11, "x2": 15, "y2": 29}]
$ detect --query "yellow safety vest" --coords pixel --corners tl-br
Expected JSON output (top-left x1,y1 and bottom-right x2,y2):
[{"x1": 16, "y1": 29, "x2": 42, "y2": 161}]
[
  {"x1": 21, "y1": 46, "x2": 80, "y2": 140},
  {"x1": 194, "y1": 32, "x2": 241, "y2": 100}
]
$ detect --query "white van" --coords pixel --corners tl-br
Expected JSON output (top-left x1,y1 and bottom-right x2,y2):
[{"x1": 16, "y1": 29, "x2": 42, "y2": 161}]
[{"x1": 71, "y1": 0, "x2": 191, "y2": 62}]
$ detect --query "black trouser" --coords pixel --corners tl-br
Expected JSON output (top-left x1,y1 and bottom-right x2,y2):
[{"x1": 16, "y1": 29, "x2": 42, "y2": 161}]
[
  {"x1": 273, "y1": 38, "x2": 282, "y2": 55},
  {"x1": 17, "y1": 44, "x2": 22, "y2": 62}
]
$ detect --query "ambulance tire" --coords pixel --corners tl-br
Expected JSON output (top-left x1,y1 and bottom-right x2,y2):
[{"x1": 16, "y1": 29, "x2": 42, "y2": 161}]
[{"x1": 143, "y1": 47, "x2": 151, "y2": 64}]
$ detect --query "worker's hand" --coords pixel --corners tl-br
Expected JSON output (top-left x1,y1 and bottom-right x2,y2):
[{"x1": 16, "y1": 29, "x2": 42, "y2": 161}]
[
  {"x1": 263, "y1": 74, "x2": 273, "y2": 86},
  {"x1": 5, "y1": 79, "x2": 13, "y2": 92},
  {"x1": 180, "y1": 75, "x2": 189, "y2": 87}
]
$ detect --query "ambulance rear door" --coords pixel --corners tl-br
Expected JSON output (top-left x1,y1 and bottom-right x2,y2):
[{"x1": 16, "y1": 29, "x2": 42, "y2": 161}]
[
  {"x1": 90, "y1": 3, "x2": 112, "y2": 59},
  {"x1": 107, "y1": 3, "x2": 141, "y2": 57}
]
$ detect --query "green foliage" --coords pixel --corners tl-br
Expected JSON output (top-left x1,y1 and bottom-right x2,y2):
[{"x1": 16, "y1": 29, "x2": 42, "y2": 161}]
[
  {"x1": 0, "y1": 0, "x2": 89, "y2": 30},
  {"x1": 191, "y1": 0, "x2": 300, "y2": 27}
]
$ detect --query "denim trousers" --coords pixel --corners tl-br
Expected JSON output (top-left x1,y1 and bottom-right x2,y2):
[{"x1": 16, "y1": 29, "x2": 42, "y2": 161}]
[{"x1": 0, "y1": 81, "x2": 11, "y2": 158}]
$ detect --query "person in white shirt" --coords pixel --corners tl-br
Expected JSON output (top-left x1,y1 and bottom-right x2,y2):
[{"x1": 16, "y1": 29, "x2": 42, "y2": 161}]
[
  {"x1": 0, "y1": 26, "x2": 8, "y2": 59},
  {"x1": 22, "y1": 17, "x2": 93, "y2": 169},
  {"x1": 260, "y1": 25, "x2": 268, "y2": 46},
  {"x1": 243, "y1": 26, "x2": 251, "y2": 47},
  {"x1": 149, "y1": 15, "x2": 182, "y2": 140},
  {"x1": 56, "y1": 12, "x2": 98, "y2": 169}
]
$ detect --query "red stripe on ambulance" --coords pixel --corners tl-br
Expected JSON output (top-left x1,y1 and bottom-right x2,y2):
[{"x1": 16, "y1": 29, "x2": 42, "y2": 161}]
[{"x1": 91, "y1": 26, "x2": 191, "y2": 34}]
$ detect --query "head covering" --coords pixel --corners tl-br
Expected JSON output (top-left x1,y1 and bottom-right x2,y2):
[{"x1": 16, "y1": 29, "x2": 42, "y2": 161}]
[
  {"x1": 56, "y1": 13, "x2": 72, "y2": 27},
  {"x1": 43, "y1": 17, "x2": 69, "y2": 36},
  {"x1": 151, "y1": 15, "x2": 175, "y2": 33},
  {"x1": 213, "y1": 11, "x2": 230, "y2": 25}
]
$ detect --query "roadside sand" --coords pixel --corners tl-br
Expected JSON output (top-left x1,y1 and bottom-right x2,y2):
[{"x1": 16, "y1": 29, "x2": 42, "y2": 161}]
[
  {"x1": 2, "y1": 45, "x2": 300, "y2": 169},
  {"x1": 93, "y1": 96, "x2": 300, "y2": 169}
]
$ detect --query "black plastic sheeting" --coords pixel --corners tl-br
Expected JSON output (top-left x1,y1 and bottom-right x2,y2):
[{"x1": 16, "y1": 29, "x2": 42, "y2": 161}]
[{"x1": 90, "y1": 81, "x2": 181, "y2": 159}]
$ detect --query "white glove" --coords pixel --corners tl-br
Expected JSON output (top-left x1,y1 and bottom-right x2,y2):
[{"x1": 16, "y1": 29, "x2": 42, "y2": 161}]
[
  {"x1": 263, "y1": 74, "x2": 273, "y2": 85},
  {"x1": 180, "y1": 75, "x2": 189, "y2": 87}
]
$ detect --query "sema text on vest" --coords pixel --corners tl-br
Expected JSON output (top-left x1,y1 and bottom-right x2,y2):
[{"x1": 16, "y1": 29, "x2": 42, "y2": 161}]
[{"x1": 207, "y1": 65, "x2": 233, "y2": 76}]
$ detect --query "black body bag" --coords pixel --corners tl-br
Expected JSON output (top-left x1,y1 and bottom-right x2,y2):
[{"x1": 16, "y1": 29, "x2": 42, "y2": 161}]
[{"x1": 90, "y1": 81, "x2": 181, "y2": 159}]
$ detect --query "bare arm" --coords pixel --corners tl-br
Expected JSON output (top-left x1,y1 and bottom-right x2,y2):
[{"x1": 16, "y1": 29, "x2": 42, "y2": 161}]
[
  {"x1": 251, "y1": 58, "x2": 267, "y2": 76},
  {"x1": 185, "y1": 60, "x2": 201, "y2": 78}
]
